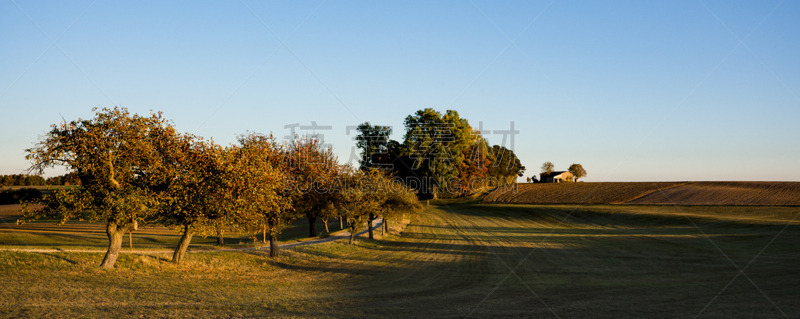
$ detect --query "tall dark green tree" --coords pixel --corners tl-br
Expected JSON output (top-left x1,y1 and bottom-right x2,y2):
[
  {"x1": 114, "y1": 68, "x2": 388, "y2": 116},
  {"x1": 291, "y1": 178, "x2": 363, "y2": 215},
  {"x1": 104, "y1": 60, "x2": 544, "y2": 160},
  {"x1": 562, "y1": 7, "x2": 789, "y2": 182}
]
[
  {"x1": 402, "y1": 108, "x2": 475, "y2": 198},
  {"x1": 355, "y1": 122, "x2": 392, "y2": 170}
]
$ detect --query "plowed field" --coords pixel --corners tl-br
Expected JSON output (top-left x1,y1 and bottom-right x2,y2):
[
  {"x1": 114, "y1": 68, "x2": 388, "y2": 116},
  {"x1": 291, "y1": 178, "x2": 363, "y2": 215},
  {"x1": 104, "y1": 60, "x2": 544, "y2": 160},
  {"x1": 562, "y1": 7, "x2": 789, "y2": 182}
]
[
  {"x1": 627, "y1": 182, "x2": 800, "y2": 205},
  {"x1": 485, "y1": 182, "x2": 800, "y2": 206},
  {"x1": 483, "y1": 182, "x2": 688, "y2": 204}
]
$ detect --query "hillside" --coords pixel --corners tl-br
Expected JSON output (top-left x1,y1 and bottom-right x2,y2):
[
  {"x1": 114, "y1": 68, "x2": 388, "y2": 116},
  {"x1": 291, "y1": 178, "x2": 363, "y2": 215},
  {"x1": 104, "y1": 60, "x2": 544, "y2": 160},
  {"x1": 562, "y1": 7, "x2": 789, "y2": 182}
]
[
  {"x1": 483, "y1": 181, "x2": 800, "y2": 206},
  {"x1": 627, "y1": 182, "x2": 800, "y2": 205},
  {"x1": 482, "y1": 182, "x2": 688, "y2": 205}
]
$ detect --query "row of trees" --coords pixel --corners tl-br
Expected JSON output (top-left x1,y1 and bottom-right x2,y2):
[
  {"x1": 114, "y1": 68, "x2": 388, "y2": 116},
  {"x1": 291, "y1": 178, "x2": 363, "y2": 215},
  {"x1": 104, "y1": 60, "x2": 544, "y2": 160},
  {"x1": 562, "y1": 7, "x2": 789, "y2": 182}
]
[
  {"x1": 354, "y1": 108, "x2": 526, "y2": 198},
  {"x1": 45, "y1": 172, "x2": 82, "y2": 186},
  {"x1": 0, "y1": 173, "x2": 81, "y2": 187},
  {"x1": 20, "y1": 107, "x2": 421, "y2": 268},
  {"x1": 0, "y1": 174, "x2": 46, "y2": 186}
]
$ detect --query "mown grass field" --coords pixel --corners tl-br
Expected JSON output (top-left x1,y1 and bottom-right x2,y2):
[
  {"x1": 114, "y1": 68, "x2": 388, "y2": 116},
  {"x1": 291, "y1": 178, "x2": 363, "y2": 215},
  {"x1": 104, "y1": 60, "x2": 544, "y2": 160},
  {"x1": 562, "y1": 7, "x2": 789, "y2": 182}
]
[
  {"x1": 1, "y1": 199, "x2": 799, "y2": 318},
  {"x1": 0, "y1": 204, "x2": 343, "y2": 251}
]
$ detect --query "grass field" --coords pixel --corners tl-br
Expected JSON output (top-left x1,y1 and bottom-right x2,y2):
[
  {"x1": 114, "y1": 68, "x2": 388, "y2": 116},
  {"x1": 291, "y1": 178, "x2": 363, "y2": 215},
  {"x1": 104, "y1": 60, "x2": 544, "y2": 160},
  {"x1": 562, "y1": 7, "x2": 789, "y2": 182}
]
[
  {"x1": 1, "y1": 200, "x2": 798, "y2": 318},
  {"x1": 0, "y1": 204, "x2": 344, "y2": 251}
]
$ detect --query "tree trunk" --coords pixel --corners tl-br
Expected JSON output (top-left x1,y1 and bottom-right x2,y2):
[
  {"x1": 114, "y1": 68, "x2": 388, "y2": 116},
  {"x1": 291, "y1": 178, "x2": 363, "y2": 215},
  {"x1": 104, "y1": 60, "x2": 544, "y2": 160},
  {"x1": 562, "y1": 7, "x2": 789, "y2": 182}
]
[
  {"x1": 349, "y1": 227, "x2": 355, "y2": 245},
  {"x1": 368, "y1": 214, "x2": 374, "y2": 240},
  {"x1": 268, "y1": 218, "x2": 279, "y2": 257},
  {"x1": 100, "y1": 222, "x2": 126, "y2": 269},
  {"x1": 339, "y1": 216, "x2": 343, "y2": 229},
  {"x1": 269, "y1": 233, "x2": 279, "y2": 257},
  {"x1": 172, "y1": 224, "x2": 194, "y2": 264},
  {"x1": 263, "y1": 225, "x2": 267, "y2": 243},
  {"x1": 307, "y1": 213, "x2": 317, "y2": 237},
  {"x1": 216, "y1": 228, "x2": 224, "y2": 245},
  {"x1": 322, "y1": 216, "x2": 330, "y2": 233},
  {"x1": 382, "y1": 218, "x2": 386, "y2": 237}
]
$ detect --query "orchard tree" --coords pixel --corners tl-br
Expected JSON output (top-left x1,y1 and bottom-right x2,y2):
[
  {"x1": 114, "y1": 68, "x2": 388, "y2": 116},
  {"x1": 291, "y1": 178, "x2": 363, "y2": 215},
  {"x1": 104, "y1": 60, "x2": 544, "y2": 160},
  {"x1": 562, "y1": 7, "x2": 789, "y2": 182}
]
[
  {"x1": 20, "y1": 107, "x2": 176, "y2": 268},
  {"x1": 284, "y1": 135, "x2": 339, "y2": 237},
  {"x1": 378, "y1": 178, "x2": 421, "y2": 236},
  {"x1": 568, "y1": 163, "x2": 587, "y2": 182},
  {"x1": 157, "y1": 135, "x2": 227, "y2": 263},
  {"x1": 340, "y1": 168, "x2": 385, "y2": 244},
  {"x1": 316, "y1": 164, "x2": 347, "y2": 234},
  {"x1": 229, "y1": 133, "x2": 293, "y2": 257}
]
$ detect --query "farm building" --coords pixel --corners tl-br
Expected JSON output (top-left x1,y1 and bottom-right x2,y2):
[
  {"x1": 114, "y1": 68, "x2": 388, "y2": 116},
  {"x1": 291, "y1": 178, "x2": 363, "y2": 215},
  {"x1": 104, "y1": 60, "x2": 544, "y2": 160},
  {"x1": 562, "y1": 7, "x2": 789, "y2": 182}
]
[{"x1": 540, "y1": 171, "x2": 573, "y2": 183}]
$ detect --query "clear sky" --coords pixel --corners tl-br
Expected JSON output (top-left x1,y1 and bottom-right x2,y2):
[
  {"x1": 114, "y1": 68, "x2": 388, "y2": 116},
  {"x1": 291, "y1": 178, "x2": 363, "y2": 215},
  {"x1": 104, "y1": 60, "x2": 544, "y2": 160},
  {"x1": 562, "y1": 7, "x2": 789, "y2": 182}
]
[{"x1": 1, "y1": 0, "x2": 798, "y2": 182}]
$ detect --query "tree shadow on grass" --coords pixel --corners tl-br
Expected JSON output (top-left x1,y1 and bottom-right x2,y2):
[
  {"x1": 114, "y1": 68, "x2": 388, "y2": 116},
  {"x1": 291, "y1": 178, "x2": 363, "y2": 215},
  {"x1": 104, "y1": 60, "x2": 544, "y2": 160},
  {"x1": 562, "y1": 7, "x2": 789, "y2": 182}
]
[{"x1": 41, "y1": 252, "x2": 79, "y2": 265}]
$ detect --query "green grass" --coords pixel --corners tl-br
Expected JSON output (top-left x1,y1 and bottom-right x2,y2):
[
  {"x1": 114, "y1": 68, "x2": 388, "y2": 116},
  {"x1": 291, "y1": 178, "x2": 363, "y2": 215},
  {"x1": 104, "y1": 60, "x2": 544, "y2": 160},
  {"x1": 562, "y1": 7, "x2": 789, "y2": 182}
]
[{"x1": 1, "y1": 201, "x2": 799, "y2": 318}]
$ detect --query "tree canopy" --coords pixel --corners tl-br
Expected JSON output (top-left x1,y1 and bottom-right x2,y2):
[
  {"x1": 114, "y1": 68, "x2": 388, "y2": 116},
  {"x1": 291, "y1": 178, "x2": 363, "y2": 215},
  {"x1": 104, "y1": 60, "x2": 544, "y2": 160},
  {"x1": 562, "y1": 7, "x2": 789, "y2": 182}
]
[
  {"x1": 229, "y1": 133, "x2": 293, "y2": 257},
  {"x1": 355, "y1": 122, "x2": 392, "y2": 170},
  {"x1": 16, "y1": 107, "x2": 479, "y2": 268},
  {"x1": 21, "y1": 107, "x2": 177, "y2": 268},
  {"x1": 541, "y1": 162, "x2": 555, "y2": 175},
  {"x1": 568, "y1": 163, "x2": 587, "y2": 182},
  {"x1": 352, "y1": 108, "x2": 527, "y2": 198}
]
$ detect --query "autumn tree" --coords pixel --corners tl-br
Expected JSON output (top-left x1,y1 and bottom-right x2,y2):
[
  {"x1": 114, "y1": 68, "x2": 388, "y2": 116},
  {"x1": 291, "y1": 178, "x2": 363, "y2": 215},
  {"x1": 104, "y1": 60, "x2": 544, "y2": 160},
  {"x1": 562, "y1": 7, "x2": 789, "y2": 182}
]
[
  {"x1": 378, "y1": 178, "x2": 421, "y2": 236},
  {"x1": 541, "y1": 162, "x2": 555, "y2": 175},
  {"x1": 284, "y1": 135, "x2": 339, "y2": 237},
  {"x1": 339, "y1": 168, "x2": 387, "y2": 244},
  {"x1": 157, "y1": 134, "x2": 227, "y2": 263},
  {"x1": 456, "y1": 137, "x2": 492, "y2": 195},
  {"x1": 20, "y1": 107, "x2": 175, "y2": 268},
  {"x1": 568, "y1": 163, "x2": 587, "y2": 182},
  {"x1": 229, "y1": 133, "x2": 293, "y2": 257},
  {"x1": 316, "y1": 164, "x2": 347, "y2": 234}
]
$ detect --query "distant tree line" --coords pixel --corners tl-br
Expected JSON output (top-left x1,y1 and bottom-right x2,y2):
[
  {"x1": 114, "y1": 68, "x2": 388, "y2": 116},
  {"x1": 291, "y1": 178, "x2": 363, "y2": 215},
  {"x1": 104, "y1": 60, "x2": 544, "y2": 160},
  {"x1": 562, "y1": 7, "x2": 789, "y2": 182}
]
[
  {"x1": 20, "y1": 107, "x2": 422, "y2": 269},
  {"x1": 0, "y1": 174, "x2": 46, "y2": 186},
  {"x1": 44, "y1": 172, "x2": 82, "y2": 186},
  {"x1": 0, "y1": 173, "x2": 82, "y2": 187},
  {"x1": 355, "y1": 108, "x2": 526, "y2": 199}
]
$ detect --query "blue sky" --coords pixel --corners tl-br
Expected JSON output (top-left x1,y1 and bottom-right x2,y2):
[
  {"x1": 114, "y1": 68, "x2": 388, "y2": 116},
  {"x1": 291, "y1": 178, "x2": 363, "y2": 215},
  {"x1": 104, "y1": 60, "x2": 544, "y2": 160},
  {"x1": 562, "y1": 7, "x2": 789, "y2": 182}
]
[{"x1": 1, "y1": 0, "x2": 798, "y2": 181}]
